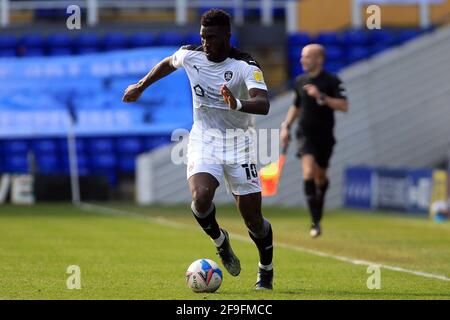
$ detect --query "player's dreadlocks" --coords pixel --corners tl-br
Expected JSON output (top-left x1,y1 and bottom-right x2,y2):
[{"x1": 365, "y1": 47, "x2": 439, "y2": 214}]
[{"x1": 200, "y1": 9, "x2": 231, "y2": 31}]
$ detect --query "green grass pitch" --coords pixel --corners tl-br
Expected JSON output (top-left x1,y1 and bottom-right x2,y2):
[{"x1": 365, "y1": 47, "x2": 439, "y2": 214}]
[{"x1": 0, "y1": 203, "x2": 449, "y2": 300}]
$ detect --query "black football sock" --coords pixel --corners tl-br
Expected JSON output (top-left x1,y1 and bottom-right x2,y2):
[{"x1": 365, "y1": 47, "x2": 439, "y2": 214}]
[
  {"x1": 316, "y1": 179, "x2": 329, "y2": 222},
  {"x1": 304, "y1": 179, "x2": 320, "y2": 225},
  {"x1": 191, "y1": 202, "x2": 221, "y2": 240},
  {"x1": 248, "y1": 220, "x2": 273, "y2": 267}
]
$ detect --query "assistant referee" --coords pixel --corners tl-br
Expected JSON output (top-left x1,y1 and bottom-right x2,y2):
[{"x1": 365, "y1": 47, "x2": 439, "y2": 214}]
[{"x1": 280, "y1": 44, "x2": 348, "y2": 238}]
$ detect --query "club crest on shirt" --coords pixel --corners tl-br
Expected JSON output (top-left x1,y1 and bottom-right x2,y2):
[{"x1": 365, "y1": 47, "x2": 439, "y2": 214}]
[{"x1": 224, "y1": 71, "x2": 233, "y2": 82}]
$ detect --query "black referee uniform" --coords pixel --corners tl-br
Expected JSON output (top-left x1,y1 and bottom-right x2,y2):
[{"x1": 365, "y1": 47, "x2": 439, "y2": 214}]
[
  {"x1": 293, "y1": 70, "x2": 347, "y2": 229},
  {"x1": 293, "y1": 70, "x2": 347, "y2": 168}
]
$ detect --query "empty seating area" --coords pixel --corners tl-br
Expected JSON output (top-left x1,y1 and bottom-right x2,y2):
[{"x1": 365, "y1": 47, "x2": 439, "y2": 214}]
[
  {"x1": 0, "y1": 31, "x2": 240, "y2": 57},
  {"x1": 0, "y1": 135, "x2": 172, "y2": 184},
  {"x1": 287, "y1": 28, "x2": 429, "y2": 76}
]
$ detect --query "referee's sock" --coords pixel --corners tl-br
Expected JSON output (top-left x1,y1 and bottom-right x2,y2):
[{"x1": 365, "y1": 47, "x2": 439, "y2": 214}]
[
  {"x1": 316, "y1": 179, "x2": 329, "y2": 222},
  {"x1": 191, "y1": 202, "x2": 222, "y2": 244},
  {"x1": 304, "y1": 179, "x2": 320, "y2": 225}
]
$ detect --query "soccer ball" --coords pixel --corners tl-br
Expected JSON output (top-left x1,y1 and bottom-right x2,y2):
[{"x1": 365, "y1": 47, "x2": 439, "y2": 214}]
[{"x1": 186, "y1": 259, "x2": 223, "y2": 293}]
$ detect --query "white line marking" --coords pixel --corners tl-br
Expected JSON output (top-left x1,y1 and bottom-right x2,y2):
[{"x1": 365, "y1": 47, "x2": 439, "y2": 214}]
[{"x1": 78, "y1": 202, "x2": 450, "y2": 282}]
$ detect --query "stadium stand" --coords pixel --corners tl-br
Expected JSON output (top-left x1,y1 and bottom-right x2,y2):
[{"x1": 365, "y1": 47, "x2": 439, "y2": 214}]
[{"x1": 0, "y1": 26, "x2": 427, "y2": 185}]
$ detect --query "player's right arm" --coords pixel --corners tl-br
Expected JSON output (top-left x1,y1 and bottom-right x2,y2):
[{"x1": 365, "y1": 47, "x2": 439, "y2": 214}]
[
  {"x1": 280, "y1": 105, "x2": 300, "y2": 148},
  {"x1": 280, "y1": 80, "x2": 302, "y2": 148},
  {"x1": 122, "y1": 56, "x2": 177, "y2": 103}
]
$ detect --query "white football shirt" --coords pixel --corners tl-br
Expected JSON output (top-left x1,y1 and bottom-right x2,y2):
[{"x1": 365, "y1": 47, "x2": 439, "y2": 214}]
[{"x1": 171, "y1": 45, "x2": 268, "y2": 163}]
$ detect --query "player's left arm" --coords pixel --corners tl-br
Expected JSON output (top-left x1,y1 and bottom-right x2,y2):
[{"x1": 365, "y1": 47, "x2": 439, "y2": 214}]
[
  {"x1": 321, "y1": 95, "x2": 348, "y2": 113},
  {"x1": 221, "y1": 85, "x2": 270, "y2": 115},
  {"x1": 303, "y1": 77, "x2": 349, "y2": 113}
]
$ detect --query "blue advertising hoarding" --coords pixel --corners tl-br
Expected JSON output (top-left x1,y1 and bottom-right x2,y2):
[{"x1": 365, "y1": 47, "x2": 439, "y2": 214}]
[
  {"x1": 344, "y1": 166, "x2": 374, "y2": 209},
  {"x1": 344, "y1": 166, "x2": 435, "y2": 214}
]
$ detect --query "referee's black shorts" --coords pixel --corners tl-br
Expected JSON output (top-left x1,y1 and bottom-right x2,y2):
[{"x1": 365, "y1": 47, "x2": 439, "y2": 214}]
[{"x1": 295, "y1": 131, "x2": 335, "y2": 169}]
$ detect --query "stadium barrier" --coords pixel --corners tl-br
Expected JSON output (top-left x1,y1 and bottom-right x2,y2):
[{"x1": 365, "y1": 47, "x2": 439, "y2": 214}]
[
  {"x1": 0, "y1": 173, "x2": 110, "y2": 203},
  {"x1": 344, "y1": 166, "x2": 447, "y2": 214}
]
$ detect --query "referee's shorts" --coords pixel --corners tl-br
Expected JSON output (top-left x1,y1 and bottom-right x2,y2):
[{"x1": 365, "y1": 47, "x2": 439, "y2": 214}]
[{"x1": 295, "y1": 131, "x2": 335, "y2": 169}]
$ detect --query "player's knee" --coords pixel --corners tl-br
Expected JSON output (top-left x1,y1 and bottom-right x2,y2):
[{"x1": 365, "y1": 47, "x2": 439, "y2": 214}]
[
  {"x1": 191, "y1": 189, "x2": 214, "y2": 214},
  {"x1": 302, "y1": 164, "x2": 315, "y2": 180},
  {"x1": 314, "y1": 171, "x2": 327, "y2": 186},
  {"x1": 303, "y1": 170, "x2": 314, "y2": 180}
]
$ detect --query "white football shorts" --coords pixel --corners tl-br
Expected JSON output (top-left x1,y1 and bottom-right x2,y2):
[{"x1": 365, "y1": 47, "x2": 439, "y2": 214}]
[{"x1": 186, "y1": 139, "x2": 261, "y2": 196}]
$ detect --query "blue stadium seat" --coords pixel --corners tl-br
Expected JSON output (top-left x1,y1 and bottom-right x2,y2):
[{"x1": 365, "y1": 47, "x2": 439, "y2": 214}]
[
  {"x1": 316, "y1": 32, "x2": 340, "y2": 46},
  {"x1": 62, "y1": 151, "x2": 89, "y2": 169},
  {"x1": 143, "y1": 135, "x2": 171, "y2": 151},
  {"x1": 347, "y1": 46, "x2": 371, "y2": 63},
  {"x1": 20, "y1": 33, "x2": 45, "y2": 49},
  {"x1": 183, "y1": 32, "x2": 202, "y2": 46},
  {"x1": 370, "y1": 43, "x2": 390, "y2": 56},
  {"x1": 287, "y1": 32, "x2": 311, "y2": 46},
  {"x1": 116, "y1": 137, "x2": 143, "y2": 155},
  {"x1": 103, "y1": 32, "x2": 128, "y2": 51},
  {"x1": 3, "y1": 140, "x2": 29, "y2": 154},
  {"x1": 74, "y1": 33, "x2": 100, "y2": 52},
  {"x1": 48, "y1": 47, "x2": 72, "y2": 56},
  {"x1": 36, "y1": 154, "x2": 60, "y2": 174},
  {"x1": 21, "y1": 48, "x2": 45, "y2": 57},
  {"x1": 129, "y1": 32, "x2": 156, "y2": 48},
  {"x1": 325, "y1": 46, "x2": 344, "y2": 61},
  {"x1": 0, "y1": 35, "x2": 17, "y2": 50},
  {"x1": 76, "y1": 47, "x2": 99, "y2": 55},
  {"x1": 395, "y1": 29, "x2": 421, "y2": 45},
  {"x1": 369, "y1": 30, "x2": 394, "y2": 45},
  {"x1": 290, "y1": 63, "x2": 303, "y2": 78},
  {"x1": 0, "y1": 49, "x2": 17, "y2": 57},
  {"x1": 59, "y1": 139, "x2": 86, "y2": 154},
  {"x1": 230, "y1": 35, "x2": 239, "y2": 47},
  {"x1": 61, "y1": 153, "x2": 89, "y2": 174},
  {"x1": 4, "y1": 154, "x2": 28, "y2": 173},
  {"x1": 118, "y1": 154, "x2": 136, "y2": 173},
  {"x1": 342, "y1": 29, "x2": 368, "y2": 46},
  {"x1": 156, "y1": 32, "x2": 184, "y2": 46},
  {"x1": 87, "y1": 138, "x2": 114, "y2": 153},
  {"x1": 47, "y1": 33, "x2": 72, "y2": 49},
  {"x1": 32, "y1": 139, "x2": 57, "y2": 154},
  {"x1": 89, "y1": 153, "x2": 117, "y2": 170},
  {"x1": 18, "y1": 33, "x2": 45, "y2": 56},
  {"x1": 288, "y1": 45, "x2": 302, "y2": 61},
  {"x1": 325, "y1": 61, "x2": 345, "y2": 73}
]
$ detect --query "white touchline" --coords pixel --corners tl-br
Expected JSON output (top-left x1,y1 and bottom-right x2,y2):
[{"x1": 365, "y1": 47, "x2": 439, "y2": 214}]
[{"x1": 78, "y1": 202, "x2": 450, "y2": 283}]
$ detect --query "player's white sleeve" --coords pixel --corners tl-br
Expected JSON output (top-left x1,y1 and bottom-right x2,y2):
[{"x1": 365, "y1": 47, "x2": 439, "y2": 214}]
[
  {"x1": 244, "y1": 65, "x2": 268, "y2": 91},
  {"x1": 171, "y1": 48, "x2": 189, "y2": 69}
]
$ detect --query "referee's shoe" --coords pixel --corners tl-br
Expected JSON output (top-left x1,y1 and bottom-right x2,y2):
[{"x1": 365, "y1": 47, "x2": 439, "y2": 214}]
[{"x1": 310, "y1": 223, "x2": 322, "y2": 238}]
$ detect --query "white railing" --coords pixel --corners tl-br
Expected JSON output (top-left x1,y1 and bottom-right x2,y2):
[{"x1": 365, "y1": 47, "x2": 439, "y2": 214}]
[{"x1": 0, "y1": 0, "x2": 298, "y2": 32}]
